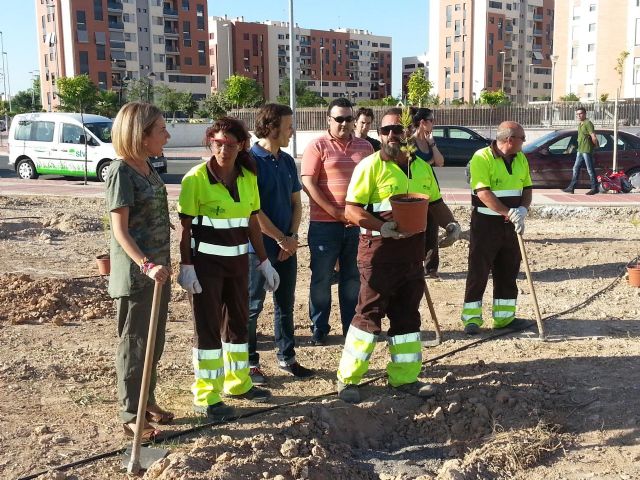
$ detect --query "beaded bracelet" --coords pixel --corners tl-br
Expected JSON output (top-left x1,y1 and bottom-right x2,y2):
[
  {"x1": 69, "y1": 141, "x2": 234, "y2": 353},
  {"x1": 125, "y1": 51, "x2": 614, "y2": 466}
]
[{"x1": 139, "y1": 257, "x2": 156, "y2": 276}]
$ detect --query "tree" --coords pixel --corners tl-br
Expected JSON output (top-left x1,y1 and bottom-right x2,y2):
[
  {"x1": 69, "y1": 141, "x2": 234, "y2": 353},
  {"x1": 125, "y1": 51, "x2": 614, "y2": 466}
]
[
  {"x1": 11, "y1": 78, "x2": 42, "y2": 113},
  {"x1": 406, "y1": 68, "x2": 433, "y2": 107},
  {"x1": 224, "y1": 75, "x2": 263, "y2": 109},
  {"x1": 124, "y1": 78, "x2": 154, "y2": 103},
  {"x1": 559, "y1": 92, "x2": 580, "y2": 102},
  {"x1": 599, "y1": 93, "x2": 609, "y2": 102},
  {"x1": 199, "y1": 92, "x2": 230, "y2": 119},
  {"x1": 478, "y1": 89, "x2": 510, "y2": 106},
  {"x1": 179, "y1": 92, "x2": 198, "y2": 118},
  {"x1": 614, "y1": 50, "x2": 630, "y2": 91},
  {"x1": 154, "y1": 85, "x2": 182, "y2": 121},
  {"x1": 94, "y1": 90, "x2": 119, "y2": 118},
  {"x1": 277, "y1": 77, "x2": 325, "y2": 107}
]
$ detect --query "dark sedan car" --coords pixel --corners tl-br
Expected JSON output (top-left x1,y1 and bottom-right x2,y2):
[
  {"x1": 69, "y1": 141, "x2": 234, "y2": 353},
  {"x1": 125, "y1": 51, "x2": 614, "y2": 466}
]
[
  {"x1": 522, "y1": 129, "x2": 640, "y2": 189},
  {"x1": 431, "y1": 125, "x2": 492, "y2": 166}
]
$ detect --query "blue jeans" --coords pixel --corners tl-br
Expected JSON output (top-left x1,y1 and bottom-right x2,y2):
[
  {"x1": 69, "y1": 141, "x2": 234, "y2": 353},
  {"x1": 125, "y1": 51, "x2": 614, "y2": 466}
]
[
  {"x1": 308, "y1": 222, "x2": 360, "y2": 336},
  {"x1": 248, "y1": 253, "x2": 297, "y2": 366},
  {"x1": 568, "y1": 152, "x2": 597, "y2": 189}
]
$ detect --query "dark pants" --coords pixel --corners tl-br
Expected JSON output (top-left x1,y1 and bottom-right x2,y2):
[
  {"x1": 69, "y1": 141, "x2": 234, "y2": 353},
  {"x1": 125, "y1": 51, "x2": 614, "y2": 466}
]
[
  {"x1": 424, "y1": 210, "x2": 440, "y2": 273},
  {"x1": 567, "y1": 152, "x2": 597, "y2": 190},
  {"x1": 351, "y1": 261, "x2": 424, "y2": 336},
  {"x1": 115, "y1": 281, "x2": 170, "y2": 423},
  {"x1": 248, "y1": 252, "x2": 298, "y2": 366},
  {"x1": 192, "y1": 273, "x2": 249, "y2": 349},
  {"x1": 464, "y1": 213, "x2": 521, "y2": 304},
  {"x1": 308, "y1": 221, "x2": 360, "y2": 336}
]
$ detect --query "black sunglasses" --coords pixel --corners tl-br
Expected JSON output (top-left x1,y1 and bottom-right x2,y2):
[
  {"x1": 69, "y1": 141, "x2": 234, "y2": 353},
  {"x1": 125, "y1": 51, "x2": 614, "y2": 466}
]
[
  {"x1": 379, "y1": 124, "x2": 404, "y2": 135},
  {"x1": 330, "y1": 115, "x2": 354, "y2": 123}
]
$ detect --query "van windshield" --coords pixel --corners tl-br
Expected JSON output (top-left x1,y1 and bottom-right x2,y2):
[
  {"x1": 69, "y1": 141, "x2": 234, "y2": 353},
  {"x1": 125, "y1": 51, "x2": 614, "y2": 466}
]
[{"x1": 85, "y1": 122, "x2": 113, "y2": 143}]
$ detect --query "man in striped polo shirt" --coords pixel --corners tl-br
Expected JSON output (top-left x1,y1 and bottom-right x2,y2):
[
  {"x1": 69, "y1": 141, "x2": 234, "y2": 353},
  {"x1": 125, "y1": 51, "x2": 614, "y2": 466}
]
[
  {"x1": 461, "y1": 121, "x2": 533, "y2": 335},
  {"x1": 302, "y1": 98, "x2": 374, "y2": 345}
]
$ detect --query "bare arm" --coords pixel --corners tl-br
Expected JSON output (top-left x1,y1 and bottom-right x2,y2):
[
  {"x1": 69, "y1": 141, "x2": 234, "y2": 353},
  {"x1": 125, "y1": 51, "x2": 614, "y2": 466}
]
[
  {"x1": 590, "y1": 132, "x2": 598, "y2": 147},
  {"x1": 521, "y1": 188, "x2": 533, "y2": 210},
  {"x1": 248, "y1": 214, "x2": 268, "y2": 262},
  {"x1": 430, "y1": 145, "x2": 445, "y2": 167},
  {"x1": 302, "y1": 175, "x2": 347, "y2": 223},
  {"x1": 345, "y1": 204, "x2": 384, "y2": 232},
  {"x1": 289, "y1": 191, "x2": 302, "y2": 234},
  {"x1": 179, "y1": 216, "x2": 193, "y2": 264},
  {"x1": 429, "y1": 201, "x2": 455, "y2": 228},
  {"x1": 111, "y1": 207, "x2": 170, "y2": 281}
]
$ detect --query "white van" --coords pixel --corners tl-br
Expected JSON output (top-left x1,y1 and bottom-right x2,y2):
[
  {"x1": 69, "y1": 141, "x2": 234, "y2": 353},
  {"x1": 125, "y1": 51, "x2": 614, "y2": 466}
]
[{"x1": 8, "y1": 112, "x2": 117, "y2": 182}]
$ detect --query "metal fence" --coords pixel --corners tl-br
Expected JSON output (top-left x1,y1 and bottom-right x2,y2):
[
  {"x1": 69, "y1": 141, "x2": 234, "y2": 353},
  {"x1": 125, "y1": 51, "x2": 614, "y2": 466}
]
[{"x1": 232, "y1": 101, "x2": 640, "y2": 131}]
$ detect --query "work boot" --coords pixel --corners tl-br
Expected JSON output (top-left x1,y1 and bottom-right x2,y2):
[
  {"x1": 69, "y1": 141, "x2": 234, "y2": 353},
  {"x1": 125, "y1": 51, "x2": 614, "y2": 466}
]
[
  {"x1": 501, "y1": 317, "x2": 535, "y2": 331},
  {"x1": 464, "y1": 323, "x2": 481, "y2": 335},
  {"x1": 249, "y1": 365, "x2": 267, "y2": 386},
  {"x1": 337, "y1": 381, "x2": 360, "y2": 403},
  {"x1": 194, "y1": 402, "x2": 236, "y2": 420},
  {"x1": 310, "y1": 330, "x2": 328, "y2": 346},
  {"x1": 585, "y1": 188, "x2": 598, "y2": 195},
  {"x1": 393, "y1": 381, "x2": 438, "y2": 398},
  {"x1": 280, "y1": 362, "x2": 315, "y2": 378},
  {"x1": 561, "y1": 187, "x2": 574, "y2": 194},
  {"x1": 225, "y1": 386, "x2": 271, "y2": 403}
]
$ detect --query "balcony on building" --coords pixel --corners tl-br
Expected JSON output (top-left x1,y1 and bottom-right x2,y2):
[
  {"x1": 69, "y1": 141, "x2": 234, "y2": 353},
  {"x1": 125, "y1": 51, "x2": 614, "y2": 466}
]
[
  {"x1": 164, "y1": 22, "x2": 179, "y2": 37},
  {"x1": 533, "y1": 13, "x2": 543, "y2": 21},
  {"x1": 111, "y1": 59, "x2": 126, "y2": 70},
  {"x1": 107, "y1": 1, "x2": 123, "y2": 12},
  {"x1": 163, "y1": 6, "x2": 178, "y2": 18},
  {"x1": 165, "y1": 41, "x2": 179, "y2": 54},
  {"x1": 278, "y1": 48, "x2": 286, "y2": 56},
  {"x1": 110, "y1": 40, "x2": 125, "y2": 50},
  {"x1": 108, "y1": 20, "x2": 124, "y2": 30},
  {"x1": 166, "y1": 59, "x2": 180, "y2": 71},
  {"x1": 533, "y1": 29, "x2": 542, "y2": 37},
  {"x1": 504, "y1": 41, "x2": 512, "y2": 49}
]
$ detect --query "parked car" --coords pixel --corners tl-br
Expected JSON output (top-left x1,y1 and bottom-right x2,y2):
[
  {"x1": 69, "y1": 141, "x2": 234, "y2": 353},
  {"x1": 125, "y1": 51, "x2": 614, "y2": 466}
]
[
  {"x1": 522, "y1": 129, "x2": 640, "y2": 189},
  {"x1": 431, "y1": 125, "x2": 492, "y2": 166},
  {"x1": 8, "y1": 112, "x2": 116, "y2": 181}
]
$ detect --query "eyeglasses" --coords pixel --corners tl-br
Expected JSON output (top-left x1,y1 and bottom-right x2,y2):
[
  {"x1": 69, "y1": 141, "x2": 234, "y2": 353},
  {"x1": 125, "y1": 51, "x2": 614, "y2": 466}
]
[
  {"x1": 509, "y1": 135, "x2": 526, "y2": 141},
  {"x1": 379, "y1": 124, "x2": 404, "y2": 135},
  {"x1": 330, "y1": 115, "x2": 354, "y2": 123},
  {"x1": 210, "y1": 139, "x2": 240, "y2": 149}
]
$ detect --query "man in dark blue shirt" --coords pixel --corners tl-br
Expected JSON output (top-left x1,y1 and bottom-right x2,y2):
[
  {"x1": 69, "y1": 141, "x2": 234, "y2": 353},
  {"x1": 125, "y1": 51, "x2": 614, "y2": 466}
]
[{"x1": 248, "y1": 103, "x2": 314, "y2": 384}]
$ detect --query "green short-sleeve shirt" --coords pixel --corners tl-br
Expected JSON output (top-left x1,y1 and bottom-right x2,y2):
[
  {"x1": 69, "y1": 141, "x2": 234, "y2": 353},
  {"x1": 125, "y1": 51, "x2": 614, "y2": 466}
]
[
  {"x1": 578, "y1": 119, "x2": 595, "y2": 153},
  {"x1": 105, "y1": 159, "x2": 171, "y2": 298}
]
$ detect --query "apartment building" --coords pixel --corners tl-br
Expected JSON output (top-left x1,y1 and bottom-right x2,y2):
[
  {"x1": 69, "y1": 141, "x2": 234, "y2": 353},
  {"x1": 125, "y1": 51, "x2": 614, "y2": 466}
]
[
  {"x1": 208, "y1": 16, "x2": 392, "y2": 102},
  {"x1": 553, "y1": 0, "x2": 640, "y2": 102},
  {"x1": 402, "y1": 55, "x2": 429, "y2": 98},
  {"x1": 429, "y1": 0, "x2": 554, "y2": 104},
  {"x1": 35, "y1": 0, "x2": 210, "y2": 112}
]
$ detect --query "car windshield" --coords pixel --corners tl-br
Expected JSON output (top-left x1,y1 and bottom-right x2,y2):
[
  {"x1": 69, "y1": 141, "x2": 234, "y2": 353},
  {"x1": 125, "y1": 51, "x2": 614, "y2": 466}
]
[
  {"x1": 84, "y1": 121, "x2": 112, "y2": 143},
  {"x1": 522, "y1": 131, "x2": 561, "y2": 153}
]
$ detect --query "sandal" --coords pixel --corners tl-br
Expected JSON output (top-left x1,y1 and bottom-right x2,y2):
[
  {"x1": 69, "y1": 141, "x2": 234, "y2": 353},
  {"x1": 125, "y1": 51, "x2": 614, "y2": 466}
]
[
  {"x1": 145, "y1": 405, "x2": 175, "y2": 425},
  {"x1": 122, "y1": 422, "x2": 161, "y2": 442}
]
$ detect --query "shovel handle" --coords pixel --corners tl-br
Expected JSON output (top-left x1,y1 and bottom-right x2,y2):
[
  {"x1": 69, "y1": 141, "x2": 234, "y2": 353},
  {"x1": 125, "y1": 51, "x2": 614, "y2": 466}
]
[
  {"x1": 424, "y1": 281, "x2": 442, "y2": 345},
  {"x1": 516, "y1": 234, "x2": 546, "y2": 340},
  {"x1": 128, "y1": 281, "x2": 163, "y2": 473}
]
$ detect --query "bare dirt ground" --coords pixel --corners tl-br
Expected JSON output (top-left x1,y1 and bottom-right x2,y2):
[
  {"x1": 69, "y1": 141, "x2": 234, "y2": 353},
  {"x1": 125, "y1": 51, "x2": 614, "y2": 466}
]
[{"x1": 1, "y1": 194, "x2": 640, "y2": 480}]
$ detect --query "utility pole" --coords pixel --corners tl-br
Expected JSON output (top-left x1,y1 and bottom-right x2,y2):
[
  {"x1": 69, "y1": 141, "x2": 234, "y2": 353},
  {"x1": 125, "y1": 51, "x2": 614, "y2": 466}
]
[
  {"x1": 319, "y1": 45, "x2": 325, "y2": 99},
  {"x1": 289, "y1": 0, "x2": 297, "y2": 158}
]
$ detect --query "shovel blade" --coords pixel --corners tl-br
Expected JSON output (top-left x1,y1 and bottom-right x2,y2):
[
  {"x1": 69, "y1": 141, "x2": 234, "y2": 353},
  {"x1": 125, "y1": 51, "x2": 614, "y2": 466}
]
[{"x1": 122, "y1": 445, "x2": 169, "y2": 472}]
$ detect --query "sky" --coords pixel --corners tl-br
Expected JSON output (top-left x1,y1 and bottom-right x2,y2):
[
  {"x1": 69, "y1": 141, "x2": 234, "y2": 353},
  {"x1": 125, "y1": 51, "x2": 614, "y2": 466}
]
[{"x1": 0, "y1": 0, "x2": 429, "y2": 99}]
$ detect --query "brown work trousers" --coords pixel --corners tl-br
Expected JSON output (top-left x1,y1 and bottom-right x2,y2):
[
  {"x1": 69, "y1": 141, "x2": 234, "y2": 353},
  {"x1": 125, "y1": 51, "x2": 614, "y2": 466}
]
[
  {"x1": 192, "y1": 272, "x2": 249, "y2": 349},
  {"x1": 463, "y1": 212, "x2": 521, "y2": 304},
  {"x1": 351, "y1": 261, "x2": 425, "y2": 336}
]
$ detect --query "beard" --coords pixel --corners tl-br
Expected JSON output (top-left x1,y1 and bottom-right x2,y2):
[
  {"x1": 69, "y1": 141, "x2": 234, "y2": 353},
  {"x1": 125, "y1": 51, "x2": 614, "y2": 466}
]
[{"x1": 382, "y1": 142, "x2": 401, "y2": 158}]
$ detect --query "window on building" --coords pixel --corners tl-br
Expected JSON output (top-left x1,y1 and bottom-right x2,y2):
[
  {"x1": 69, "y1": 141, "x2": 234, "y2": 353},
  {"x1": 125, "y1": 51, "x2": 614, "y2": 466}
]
[
  {"x1": 198, "y1": 40, "x2": 206, "y2": 65},
  {"x1": 196, "y1": 4, "x2": 205, "y2": 30},
  {"x1": 445, "y1": 37, "x2": 451, "y2": 58},
  {"x1": 587, "y1": 43, "x2": 595, "y2": 52},
  {"x1": 588, "y1": 23, "x2": 596, "y2": 32},
  {"x1": 79, "y1": 51, "x2": 90, "y2": 74},
  {"x1": 589, "y1": 4, "x2": 596, "y2": 11},
  {"x1": 96, "y1": 44, "x2": 106, "y2": 60},
  {"x1": 636, "y1": 18, "x2": 640, "y2": 45},
  {"x1": 76, "y1": 10, "x2": 87, "y2": 30},
  {"x1": 183, "y1": 21, "x2": 191, "y2": 47},
  {"x1": 454, "y1": 51, "x2": 460, "y2": 73},
  {"x1": 94, "y1": 0, "x2": 103, "y2": 21},
  {"x1": 182, "y1": 0, "x2": 189, "y2": 10},
  {"x1": 97, "y1": 72, "x2": 108, "y2": 90},
  {"x1": 446, "y1": 5, "x2": 452, "y2": 27}
]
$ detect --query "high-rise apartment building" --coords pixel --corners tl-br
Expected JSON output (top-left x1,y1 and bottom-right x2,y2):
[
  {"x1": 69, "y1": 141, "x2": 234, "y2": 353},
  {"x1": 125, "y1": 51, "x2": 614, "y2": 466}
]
[
  {"x1": 553, "y1": 1, "x2": 640, "y2": 102},
  {"x1": 402, "y1": 55, "x2": 429, "y2": 98},
  {"x1": 429, "y1": 0, "x2": 554, "y2": 104},
  {"x1": 208, "y1": 16, "x2": 392, "y2": 102},
  {"x1": 35, "y1": 0, "x2": 210, "y2": 112}
]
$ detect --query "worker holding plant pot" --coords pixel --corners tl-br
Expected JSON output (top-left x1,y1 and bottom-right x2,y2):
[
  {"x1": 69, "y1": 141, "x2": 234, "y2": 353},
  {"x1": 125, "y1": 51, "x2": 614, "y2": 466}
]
[
  {"x1": 335, "y1": 107, "x2": 460, "y2": 404},
  {"x1": 461, "y1": 121, "x2": 533, "y2": 335}
]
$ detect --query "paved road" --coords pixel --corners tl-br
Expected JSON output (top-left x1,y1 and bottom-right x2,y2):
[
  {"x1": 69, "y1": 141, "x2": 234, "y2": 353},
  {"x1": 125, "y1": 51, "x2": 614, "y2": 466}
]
[{"x1": 0, "y1": 154, "x2": 471, "y2": 188}]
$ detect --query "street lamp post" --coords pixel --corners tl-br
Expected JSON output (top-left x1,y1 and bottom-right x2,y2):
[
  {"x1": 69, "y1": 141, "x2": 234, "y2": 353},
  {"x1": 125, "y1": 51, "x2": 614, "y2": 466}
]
[
  {"x1": 222, "y1": 23, "x2": 233, "y2": 80},
  {"x1": 2, "y1": 51, "x2": 11, "y2": 112},
  {"x1": 634, "y1": 65, "x2": 640, "y2": 124},
  {"x1": 499, "y1": 51, "x2": 506, "y2": 93},
  {"x1": 319, "y1": 45, "x2": 325, "y2": 99},
  {"x1": 147, "y1": 72, "x2": 155, "y2": 103},
  {"x1": 119, "y1": 75, "x2": 130, "y2": 106},
  {"x1": 0, "y1": 31, "x2": 10, "y2": 113},
  {"x1": 550, "y1": 55, "x2": 558, "y2": 102},
  {"x1": 29, "y1": 70, "x2": 39, "y2": 110}
]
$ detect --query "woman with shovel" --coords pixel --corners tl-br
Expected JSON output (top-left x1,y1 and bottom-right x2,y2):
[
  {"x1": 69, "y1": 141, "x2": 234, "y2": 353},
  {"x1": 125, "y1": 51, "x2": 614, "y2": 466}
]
[{"x1": 106, "y1": 102, "x2": 173, "y2": 441}]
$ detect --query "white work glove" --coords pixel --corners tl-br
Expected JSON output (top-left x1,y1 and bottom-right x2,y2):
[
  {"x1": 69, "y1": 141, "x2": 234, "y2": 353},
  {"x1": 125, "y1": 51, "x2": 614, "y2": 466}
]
[
  {"x1": 380, "y1": 221, "x2": 405, "y2": 239},
  {"x1": 438, "y1": 222, "x2": 461, "y2": 248},
  {"x1": 257, "y1": 259, "x2": 280, "y2": 292},
  {"x1": 508, "y1": 207, "x2": 527, "y2": 235},
  {"x1": 177, "y1": 264, "x2": 202, "y2": 294}
]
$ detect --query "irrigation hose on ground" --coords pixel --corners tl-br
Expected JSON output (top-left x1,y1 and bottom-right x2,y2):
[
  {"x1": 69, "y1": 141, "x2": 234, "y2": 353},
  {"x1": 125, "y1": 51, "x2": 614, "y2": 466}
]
[{"x1": 18, "y1": 261, "x2": 630, "y2": 480}]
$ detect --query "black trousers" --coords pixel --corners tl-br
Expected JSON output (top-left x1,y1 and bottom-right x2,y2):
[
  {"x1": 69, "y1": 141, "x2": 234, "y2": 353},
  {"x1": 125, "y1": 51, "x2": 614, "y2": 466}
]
[{"x1": 424, "y1": 210, "x2": 439, "y2": 272}]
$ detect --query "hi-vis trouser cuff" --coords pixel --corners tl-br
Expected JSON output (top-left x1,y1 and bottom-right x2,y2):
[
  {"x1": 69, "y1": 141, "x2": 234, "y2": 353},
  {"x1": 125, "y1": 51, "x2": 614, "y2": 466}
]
[
  {"x1": 387, "y1": 332, "x2": 422, "y2": 387},
  {"x1": 461, "y1": 300, "x2": 483, "y2": 327},
  {"x1": 492, "y1": 298, "x2": 517, "y2": 328},
  {"x1": 222, "y1": 342, "x2": 252, "y2": 395},
  {"x1": 337, "y1": 325, "x2": 378, "y2": 385},
  {"x1": 192, "y1": 347, "x2": 224, "y2": 407}
]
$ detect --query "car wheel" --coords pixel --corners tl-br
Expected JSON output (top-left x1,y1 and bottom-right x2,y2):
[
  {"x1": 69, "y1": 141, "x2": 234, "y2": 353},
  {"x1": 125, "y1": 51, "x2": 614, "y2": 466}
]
[
  {"x1": 97, "y1": 160, "x2": 111, "y2": 182},
  {"x1": 16, "y1": 158, "x2": 38, "y2": 180}
]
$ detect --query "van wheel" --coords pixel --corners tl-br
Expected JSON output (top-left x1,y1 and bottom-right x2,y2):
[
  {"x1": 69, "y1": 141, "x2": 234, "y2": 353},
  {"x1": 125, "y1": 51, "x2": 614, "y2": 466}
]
[
  {"x1": 97, "y1": 160, "x2": 111, "y2": 182},
  {"x1": 16, "y1": 158, "x2": 38, "y2": 180}
]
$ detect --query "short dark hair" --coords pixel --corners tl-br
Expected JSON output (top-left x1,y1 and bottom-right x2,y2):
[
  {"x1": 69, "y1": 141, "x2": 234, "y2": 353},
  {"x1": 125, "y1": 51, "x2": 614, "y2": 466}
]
[
  {"x1": 204, "y1": 116, "x2": 256, "y2": 175},
  {"x1": 576, "y1": 107, "x2": 587, "y2": 114},
  {"x1": 356, "y1": 107, "x2": 374, "y2": 120},
  {"x1": 410, "y1": 107, "x2": 434, "y2": 127},
  {"x1": 383, "y1": 107, "x2": 403, "y2": 118},
  {"x1": 327, "y1": 97, "x2": 353, "y2": 116},
  {"x1": 254, "y1": 103, "x2": 293, "y2": 138}
]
